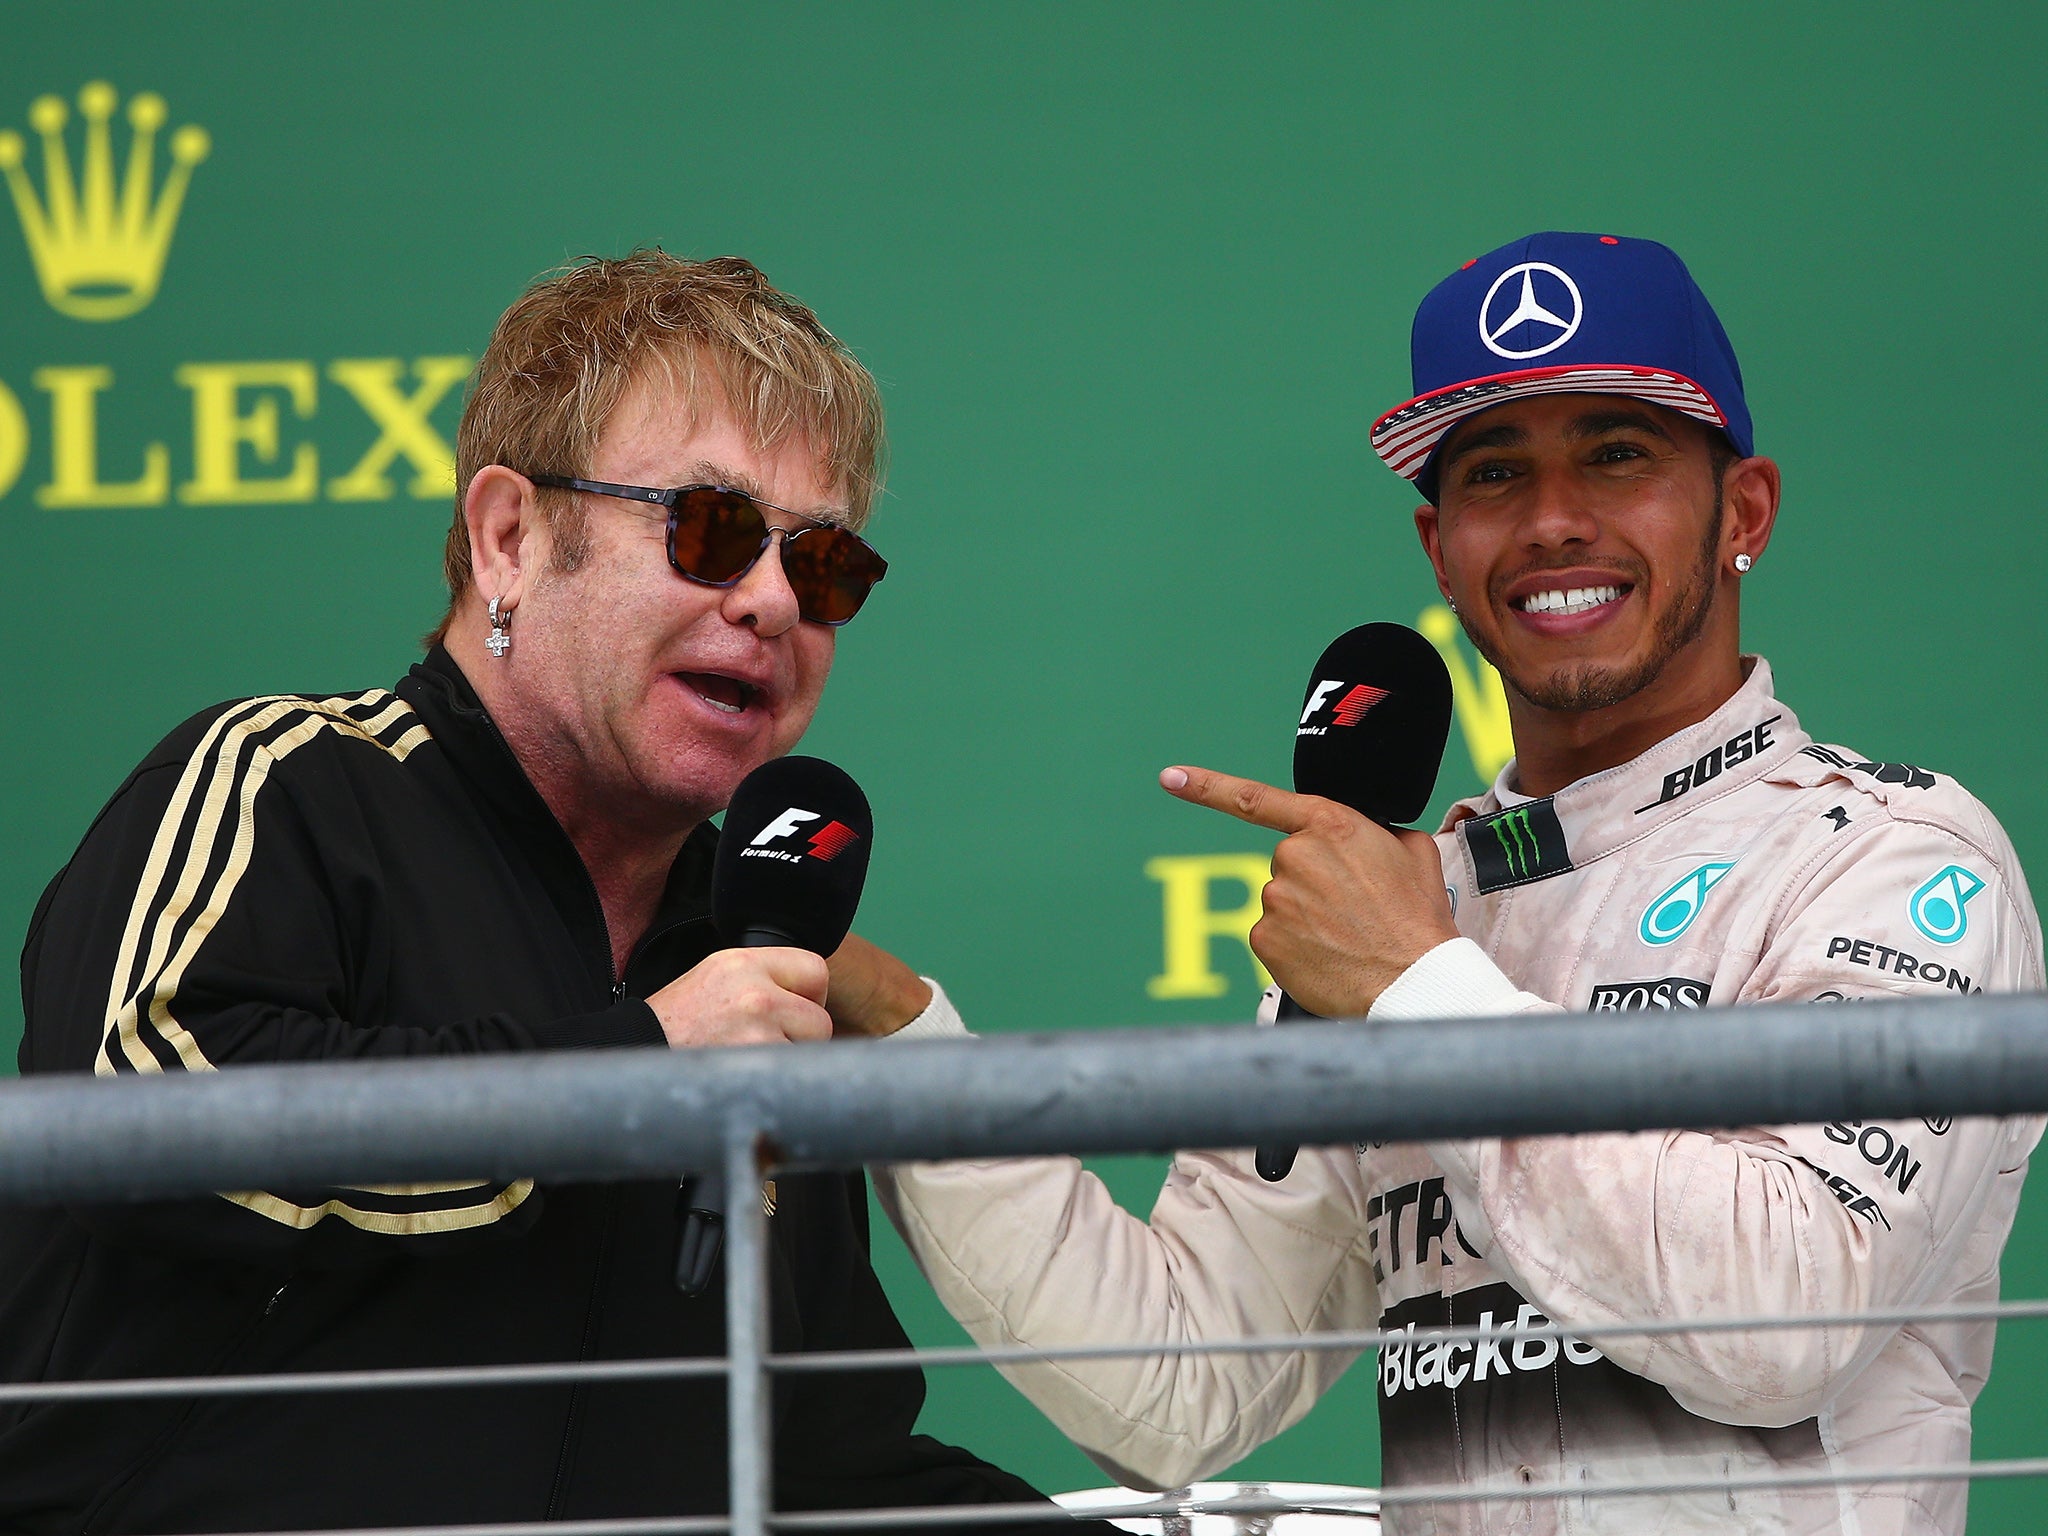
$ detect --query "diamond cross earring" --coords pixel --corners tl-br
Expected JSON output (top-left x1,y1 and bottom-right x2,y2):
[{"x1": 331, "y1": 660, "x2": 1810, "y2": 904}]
[{"x1": 486, "y1": 596, "x2": 511, "y2": 658}]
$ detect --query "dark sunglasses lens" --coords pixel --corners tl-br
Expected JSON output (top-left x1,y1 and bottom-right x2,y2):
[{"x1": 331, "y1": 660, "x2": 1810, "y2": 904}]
[
  {"x1": 781, "y1": 529, "x2": 888, "y2": 624},
  {"x1": 670, "y1": 489, "x2": 769, "y2": 583}
]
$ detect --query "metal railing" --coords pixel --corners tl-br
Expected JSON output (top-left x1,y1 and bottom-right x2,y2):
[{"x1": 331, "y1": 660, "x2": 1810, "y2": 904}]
[{"x1": 3, "y1": 993, "x2": 2046, "y2": 1534}]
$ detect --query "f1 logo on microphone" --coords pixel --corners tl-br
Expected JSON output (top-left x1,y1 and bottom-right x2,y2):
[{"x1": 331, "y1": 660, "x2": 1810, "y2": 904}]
[
  {"x1": 1298, "y1": 680, "x2": 1390, "y2": 736},
  {"x1": 804, "y1": 821, "x2": 860, "y2": 861},
  {"x1": 745, "y1": 807, "x2": 862, "y2": 863}
]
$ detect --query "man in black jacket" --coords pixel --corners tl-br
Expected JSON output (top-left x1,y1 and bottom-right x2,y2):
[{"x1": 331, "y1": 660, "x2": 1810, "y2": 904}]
[{"x1": 5, "y1": 252, "x2": 1089, "y2": 1532}]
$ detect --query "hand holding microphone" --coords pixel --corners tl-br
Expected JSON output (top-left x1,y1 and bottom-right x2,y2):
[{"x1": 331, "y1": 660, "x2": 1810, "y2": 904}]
[
  {"x1": 645, "y1": 948, "x2": 831, "y2": 1048},
  {"x1": 675, "y1": 755, "x2": 875, "y2": 1294},
  {"x1": 1160, "y1": 623, "x2": 1455, "y2": 1180}
]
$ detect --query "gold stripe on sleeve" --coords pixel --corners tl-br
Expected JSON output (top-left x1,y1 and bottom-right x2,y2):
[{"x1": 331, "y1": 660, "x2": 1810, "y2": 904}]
[
  {"x1": 87, "y1": 691, "x2": 550, "y2": 1234},
  {"x1": 96, "y1": 697, "x2": 291, "y2": 1075},
  {"x1": 99, "y1": 692, "x2": 427, "y2": 1079},
  {"x1": 221, "y1": 1178, "x2": 537, "y2": 1235}
]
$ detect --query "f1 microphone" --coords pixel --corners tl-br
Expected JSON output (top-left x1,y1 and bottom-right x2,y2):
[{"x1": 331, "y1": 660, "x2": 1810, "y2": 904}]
[
  {"x1": 676, "y1": 756, "x2": 874, "y2": 1294},
  {"x1": 1257, "y1": 623, "x2": 1454, "y2": 1182}
]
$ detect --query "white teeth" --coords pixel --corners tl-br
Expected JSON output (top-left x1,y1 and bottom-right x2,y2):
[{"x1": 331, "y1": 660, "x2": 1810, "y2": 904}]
[
  {"x1": 1519, "y1": 584, "x2": 1622, "y2": 616},
  {"x1": 684, "y1": 679, "x2": 749, "y2": 713}
]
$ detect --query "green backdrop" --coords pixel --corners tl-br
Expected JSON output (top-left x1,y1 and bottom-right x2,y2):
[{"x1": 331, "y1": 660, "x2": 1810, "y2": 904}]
[{"x1": 3, "y1": 2, "x2": 2044, "y2": 1523}]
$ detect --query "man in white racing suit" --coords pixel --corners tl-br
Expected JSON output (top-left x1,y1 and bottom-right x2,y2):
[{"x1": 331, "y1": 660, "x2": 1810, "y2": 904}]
[{"x1": 829, "y1": 232, "x2": 2044, "y2": 1534}]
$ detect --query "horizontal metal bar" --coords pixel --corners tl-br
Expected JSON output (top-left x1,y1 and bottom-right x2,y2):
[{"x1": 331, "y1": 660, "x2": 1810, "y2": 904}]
[
  {"x1": 766, "y1": 1453, "x2": 2048, "y2": 1528},
  {"x1": 1372, "y1": 1454, "x2": 2048, "y2": 1508},
  {"x1": 10, "y1": 1294, "x2": 2048, "y2": 1408},
  {"x1": 154, "y1": 1453, "x2": 2048, "y2": 1536},
  {"x1": 0, "y1": 1351, "x2": 727, "y2": 1406},
  {"x1": 0, "y1": 995, "x2": 2040, "y2": 1203},
  {"x1": 770, "y1": 1293, "x2": 2048, "y2": 1375},
  {"x1": 218, "y1": 1519, "x2": 727, "y2": 1536}
]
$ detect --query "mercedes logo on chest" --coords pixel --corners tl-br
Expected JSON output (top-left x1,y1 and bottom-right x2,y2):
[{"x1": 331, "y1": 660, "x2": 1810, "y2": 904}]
[{"x1": 1479, "y1": 261, "x2": 1583, "y2": 359}]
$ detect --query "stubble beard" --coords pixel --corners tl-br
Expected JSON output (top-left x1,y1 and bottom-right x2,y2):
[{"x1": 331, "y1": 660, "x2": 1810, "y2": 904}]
[{"x1": 1463, "y1": 492, "x2": 1726, "y2": 715}]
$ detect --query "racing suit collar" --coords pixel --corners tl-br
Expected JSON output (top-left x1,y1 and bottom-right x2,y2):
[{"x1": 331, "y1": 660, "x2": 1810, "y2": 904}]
[{"x1": 1448, "y1": 657, "x2": 1810, "y2": 890}]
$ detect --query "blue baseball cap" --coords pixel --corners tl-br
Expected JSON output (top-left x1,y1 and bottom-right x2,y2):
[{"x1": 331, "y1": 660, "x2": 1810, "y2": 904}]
[{"x1": 1370, "y1": 232, "x2": 1753, "y2": 502}]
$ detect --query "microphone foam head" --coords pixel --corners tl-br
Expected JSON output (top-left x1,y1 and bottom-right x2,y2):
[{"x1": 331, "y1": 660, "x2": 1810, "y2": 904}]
[
  {"x1": 1293, "y1": 622, "x2": 1455, "y2": 824},
  {"x1": 713, "y1": 756, "x2": 874, "y2": 954}
]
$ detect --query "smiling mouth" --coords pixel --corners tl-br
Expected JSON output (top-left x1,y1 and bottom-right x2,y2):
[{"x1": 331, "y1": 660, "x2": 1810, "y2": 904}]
[
  {"x1": 676, "y1": 671, "x2": 761, "y2": 715},
  {"x1": 1514, "y1": 583, "x2": 1629, "y2": 617}
]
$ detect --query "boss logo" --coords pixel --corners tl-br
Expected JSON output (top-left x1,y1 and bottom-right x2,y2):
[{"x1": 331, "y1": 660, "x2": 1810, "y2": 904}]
[{"x1": 1589, "y1": 976, "x2": 1709, "y2": 1012}]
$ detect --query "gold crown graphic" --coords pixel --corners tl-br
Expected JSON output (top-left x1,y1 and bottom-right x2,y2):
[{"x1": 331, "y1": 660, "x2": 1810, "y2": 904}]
[{"x1": 0, "y1": 81, "x2": 210, "y2": 321}]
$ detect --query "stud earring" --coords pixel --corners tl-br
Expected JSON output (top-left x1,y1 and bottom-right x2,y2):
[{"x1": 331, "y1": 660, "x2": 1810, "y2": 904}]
[
  {"x1": 1733, "y1": 553, "x2": 1754, "y2": 574},
  {"x1": 486, "y1": 596, "x2": 512, "y2": 658}
]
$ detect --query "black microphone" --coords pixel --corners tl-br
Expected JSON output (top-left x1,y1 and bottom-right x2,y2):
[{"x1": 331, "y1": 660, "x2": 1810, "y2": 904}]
[
  {"x1": 1256, "y1": 623, "x2": 1454, "y2": 1182},
  {"x1": 675, "y1": 756, "x2": 874, "y2": 1294}
]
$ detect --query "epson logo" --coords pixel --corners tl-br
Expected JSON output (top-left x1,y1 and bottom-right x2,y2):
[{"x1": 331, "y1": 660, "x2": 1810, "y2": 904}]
[{"x1": 1589, "y1": 976, "x2": 1709, "y2": 1012}]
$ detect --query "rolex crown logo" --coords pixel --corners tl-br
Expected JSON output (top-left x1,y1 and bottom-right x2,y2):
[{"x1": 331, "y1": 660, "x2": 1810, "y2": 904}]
[{"x1": 0, "y1": 82, "x2": 210, "y2": 321}]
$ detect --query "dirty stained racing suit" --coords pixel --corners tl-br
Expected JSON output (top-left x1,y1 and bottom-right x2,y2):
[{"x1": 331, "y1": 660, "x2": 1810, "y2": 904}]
[{"x1": 876, "y1": 659, "x2": 2045, "y2": 1536}]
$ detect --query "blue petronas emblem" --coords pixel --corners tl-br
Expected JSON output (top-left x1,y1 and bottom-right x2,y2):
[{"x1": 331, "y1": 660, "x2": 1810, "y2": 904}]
[
  {"x1": 1639, "y1": 861, "x2": 1737, "y2": 946},
  {"x1": 1909, "y1": 865, "x2": 1985, "y2": 945}
]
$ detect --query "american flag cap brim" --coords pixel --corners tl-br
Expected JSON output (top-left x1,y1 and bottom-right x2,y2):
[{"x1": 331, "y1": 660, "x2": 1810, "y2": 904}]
[{"x1": 1369, "y1": 363, "x2": 1729, "y2": 488}]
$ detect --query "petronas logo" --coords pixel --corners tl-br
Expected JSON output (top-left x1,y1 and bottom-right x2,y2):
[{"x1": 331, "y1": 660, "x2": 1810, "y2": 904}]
[
  {"x1": 0, "y1": 82, "x2": 210, "y2": 321},
  {"x1": 1492, "y1": 806, "x2": 1541, "y2": 879},
  {"x1": 1909, "y1": 865, "x2": 1984, "y2": 946},
  {"x1": 1639, "y1": 861, "x2": 1736, "y2": 947}
]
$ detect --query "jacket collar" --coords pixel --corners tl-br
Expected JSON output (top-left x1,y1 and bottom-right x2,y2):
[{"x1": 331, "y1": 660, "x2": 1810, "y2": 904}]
[
  {"x1": 1447, "y1": 656, "x2": 1810, "y2": 896},
  {"x1": 398, "y1": 647, "x2": 715, "y2": 951}
]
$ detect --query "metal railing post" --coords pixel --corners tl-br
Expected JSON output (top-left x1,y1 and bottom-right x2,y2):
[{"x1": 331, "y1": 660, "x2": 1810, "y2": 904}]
[{"x1": 726, "y1": 1120, "x2": 772, "y2": 1536}]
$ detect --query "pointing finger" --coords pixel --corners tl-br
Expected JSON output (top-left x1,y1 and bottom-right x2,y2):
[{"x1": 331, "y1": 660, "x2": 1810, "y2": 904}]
[{"x1": 1160, "y1": 765, "x2": 1320, "y2": 835}]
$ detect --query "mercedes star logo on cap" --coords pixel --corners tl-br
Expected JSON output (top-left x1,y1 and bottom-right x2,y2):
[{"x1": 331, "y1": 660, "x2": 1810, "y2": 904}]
[{"x1": 1479, "y1": 261, "x2": 1583, "y2": 360}]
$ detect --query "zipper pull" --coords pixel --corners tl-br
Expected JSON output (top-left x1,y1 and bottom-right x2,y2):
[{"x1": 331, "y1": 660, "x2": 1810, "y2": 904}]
[{"x1": 612, "y1": 979, "x2": 627, "y2": 1001}]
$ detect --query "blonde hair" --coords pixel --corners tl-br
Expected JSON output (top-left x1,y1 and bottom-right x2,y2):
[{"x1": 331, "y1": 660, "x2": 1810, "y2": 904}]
[{"x1": 431, "y1": 250, "x2": 885, "y2": 643}]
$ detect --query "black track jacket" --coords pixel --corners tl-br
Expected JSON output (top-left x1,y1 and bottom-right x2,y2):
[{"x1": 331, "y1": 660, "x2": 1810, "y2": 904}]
[{"x1": 5, "y1": 648, "x2": 1091, "y2": 1534}]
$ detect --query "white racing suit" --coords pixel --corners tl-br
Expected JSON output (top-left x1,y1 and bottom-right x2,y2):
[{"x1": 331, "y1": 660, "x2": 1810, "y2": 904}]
[{"x1": 877, "y1": 659, "x2": 2044, "y2": 1534}]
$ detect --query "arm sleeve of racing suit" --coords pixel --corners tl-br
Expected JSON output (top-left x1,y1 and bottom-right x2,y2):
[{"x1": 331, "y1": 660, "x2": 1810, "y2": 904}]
[
  {"x1": 1384, "y1": 820, "x2": 2045, "y2": 1429},
  {"x1": 873, "y1": 982, "x2": 1381, "y2": 1490},
  {"x1": 18, "y1": 714, "x2": 661, "y2": 1260}
]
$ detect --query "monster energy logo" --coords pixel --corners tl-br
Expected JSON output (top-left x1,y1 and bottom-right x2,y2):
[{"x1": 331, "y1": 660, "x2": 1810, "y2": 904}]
[
  {"x1": 1491, "y1": 807, "x2": 1542, "y2": 878},
  {"x1": 1465, "y1": 797, "x2": 1573, "y2": 895}
]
